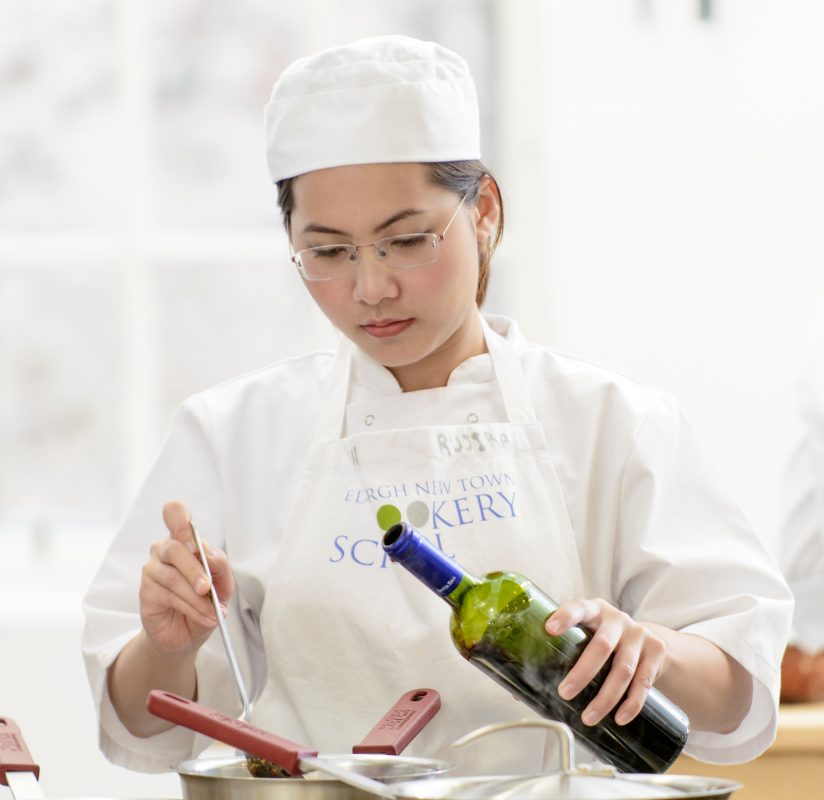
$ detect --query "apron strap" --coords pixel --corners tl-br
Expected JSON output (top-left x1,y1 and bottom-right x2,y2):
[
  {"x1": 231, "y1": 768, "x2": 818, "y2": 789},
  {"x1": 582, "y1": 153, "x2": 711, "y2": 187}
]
[{"x1": 480, "y1": 315, "x2": 540, "y2": 426}]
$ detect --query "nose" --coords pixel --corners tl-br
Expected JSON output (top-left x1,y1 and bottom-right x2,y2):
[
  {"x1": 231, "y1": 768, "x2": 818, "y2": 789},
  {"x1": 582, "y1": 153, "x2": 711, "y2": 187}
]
[{"x1": 352, "y1": 247, "x2": 399, "y2": 305}]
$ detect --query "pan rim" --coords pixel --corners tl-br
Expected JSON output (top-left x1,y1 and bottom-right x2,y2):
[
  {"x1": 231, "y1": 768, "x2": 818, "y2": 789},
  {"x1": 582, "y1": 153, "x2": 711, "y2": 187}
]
[{"x1": 176, "y1": 754, "x2": 454, "y2": 782}]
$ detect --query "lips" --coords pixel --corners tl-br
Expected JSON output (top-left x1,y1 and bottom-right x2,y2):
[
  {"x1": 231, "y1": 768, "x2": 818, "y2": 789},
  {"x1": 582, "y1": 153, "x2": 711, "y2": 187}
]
[{"x1": 361, "y1": 318, "x2": 415, "y2": 338}]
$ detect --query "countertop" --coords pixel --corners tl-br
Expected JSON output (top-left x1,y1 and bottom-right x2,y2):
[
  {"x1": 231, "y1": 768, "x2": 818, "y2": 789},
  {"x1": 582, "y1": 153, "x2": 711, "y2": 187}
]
[{"x1": 670, "y1": 702, "x2": 824, "y2": 800}]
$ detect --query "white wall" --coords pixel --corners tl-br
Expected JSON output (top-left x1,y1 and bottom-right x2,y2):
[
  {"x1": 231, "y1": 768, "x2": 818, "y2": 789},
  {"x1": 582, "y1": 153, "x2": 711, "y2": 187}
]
[
  {"x1": 496, "y1": 0, "x2": 824, "y2": 555},
  {"x1": 0, "y1": 535, "x2": 181, "y2": 799}
]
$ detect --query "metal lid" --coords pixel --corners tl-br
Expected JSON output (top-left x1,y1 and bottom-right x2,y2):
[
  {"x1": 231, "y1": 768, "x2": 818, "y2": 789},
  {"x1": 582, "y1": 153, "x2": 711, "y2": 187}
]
[
  {"x1": 388, "y1": 720, "x2": 740, "y2": 800},
  {"x1": 390, "y1": 772, "x2": 743, "y2": 799},
  {"x1": 391, "y1": 774, "x2": 664, "y2": 799}
]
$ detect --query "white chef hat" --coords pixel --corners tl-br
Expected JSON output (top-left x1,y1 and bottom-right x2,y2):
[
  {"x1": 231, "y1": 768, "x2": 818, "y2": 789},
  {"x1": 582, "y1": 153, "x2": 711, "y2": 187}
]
[{"x1": 264, "y1": 35, "x2": 481, "y2": 183}]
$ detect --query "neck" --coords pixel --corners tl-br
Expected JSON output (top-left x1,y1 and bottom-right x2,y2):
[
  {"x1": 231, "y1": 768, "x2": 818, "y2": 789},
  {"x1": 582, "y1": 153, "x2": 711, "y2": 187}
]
[
  {"x1": 390, "y1": 313, "x2": 487, "y2": 392},
  {"x1": 382, "y1": 522, "x2": 481, "y2": 609}
]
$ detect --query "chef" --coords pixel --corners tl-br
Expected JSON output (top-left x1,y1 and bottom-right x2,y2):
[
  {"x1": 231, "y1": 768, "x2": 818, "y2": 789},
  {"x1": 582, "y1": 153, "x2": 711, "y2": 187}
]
[
  {"x1": 82, "y1": 35, "x2": 792, "y2": 775},
  {"x1": 778, "y1": 305, "x2": 824, "y2": 701}
]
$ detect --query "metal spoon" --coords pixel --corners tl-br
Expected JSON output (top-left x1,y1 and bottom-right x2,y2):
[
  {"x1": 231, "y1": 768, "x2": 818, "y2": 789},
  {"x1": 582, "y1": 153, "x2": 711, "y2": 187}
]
[{"x1": 191, "y1": 521, "x2": 288, "y2": 778}]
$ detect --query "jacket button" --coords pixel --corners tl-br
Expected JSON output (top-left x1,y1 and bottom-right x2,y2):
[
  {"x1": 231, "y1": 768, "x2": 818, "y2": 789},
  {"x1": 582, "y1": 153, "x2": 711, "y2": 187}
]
[
  {"x1": 365, "y1": 414, "x2": 375, "y2": 426},
  {"x1": 466, "y1": 412, "x2": 479, "y2": 423}
]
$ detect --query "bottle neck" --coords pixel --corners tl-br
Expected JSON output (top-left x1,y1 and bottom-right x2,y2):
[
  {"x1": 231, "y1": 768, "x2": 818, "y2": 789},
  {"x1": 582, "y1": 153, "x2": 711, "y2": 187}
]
[{"x1": 382, "y1": 523, "x2": 479, "y2": 609}]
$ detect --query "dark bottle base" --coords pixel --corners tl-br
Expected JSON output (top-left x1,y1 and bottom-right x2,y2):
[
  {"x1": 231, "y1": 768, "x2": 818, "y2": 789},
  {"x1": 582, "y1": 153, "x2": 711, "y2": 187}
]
[{"x1": 468, "y1": 639, "x2": 688, "y2": 774}]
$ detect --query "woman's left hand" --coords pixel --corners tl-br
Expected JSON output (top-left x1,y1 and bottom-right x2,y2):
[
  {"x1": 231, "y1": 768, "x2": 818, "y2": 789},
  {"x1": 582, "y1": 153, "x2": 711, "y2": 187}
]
[{"x1": 545, "y1": 597, "x2": 666, "y2": 727}]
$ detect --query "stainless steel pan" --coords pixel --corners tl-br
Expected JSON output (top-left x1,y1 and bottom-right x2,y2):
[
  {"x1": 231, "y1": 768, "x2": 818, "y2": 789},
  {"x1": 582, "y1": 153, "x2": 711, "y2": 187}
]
[
  {"x1": 148, "y1": 688, "x2": 451, "y2": 800},
  {"x1": 388, "y1": 720, "x2": 743, "y2": 800}
]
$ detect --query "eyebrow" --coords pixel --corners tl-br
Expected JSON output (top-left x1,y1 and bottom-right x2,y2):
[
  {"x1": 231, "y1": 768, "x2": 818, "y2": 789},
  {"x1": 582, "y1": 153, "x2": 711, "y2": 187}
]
[{"x1": 301, "y1": 208, "x2": 426, "y2": 237}]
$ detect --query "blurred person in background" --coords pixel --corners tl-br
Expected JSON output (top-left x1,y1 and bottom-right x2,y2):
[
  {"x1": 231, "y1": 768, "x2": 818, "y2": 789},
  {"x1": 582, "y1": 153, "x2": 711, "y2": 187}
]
[
  {"x1": 81, "y1": 35, "x2": 792, "y2": 774},
  {"x1": 779, "y1": 306, "x2": 824, "y2": 702}
]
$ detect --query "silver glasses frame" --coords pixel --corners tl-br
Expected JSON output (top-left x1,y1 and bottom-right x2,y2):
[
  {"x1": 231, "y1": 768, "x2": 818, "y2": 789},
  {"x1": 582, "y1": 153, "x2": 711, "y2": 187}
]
[{"x1": 290, "y1": 193, "x2": 468, "y2": 281}]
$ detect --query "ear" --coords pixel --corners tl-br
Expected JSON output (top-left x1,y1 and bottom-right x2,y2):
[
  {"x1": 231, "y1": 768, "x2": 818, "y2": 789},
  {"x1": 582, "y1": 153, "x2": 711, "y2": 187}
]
[{"x1": 474, "y1": 175, "x2": 501, "y2": 244}]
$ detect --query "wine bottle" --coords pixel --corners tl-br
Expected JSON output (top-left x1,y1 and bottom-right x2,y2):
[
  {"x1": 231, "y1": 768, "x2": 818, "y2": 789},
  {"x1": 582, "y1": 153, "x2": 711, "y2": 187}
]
[{"x1": 382, "y1": 522, "x2": 689, "y2": 774}]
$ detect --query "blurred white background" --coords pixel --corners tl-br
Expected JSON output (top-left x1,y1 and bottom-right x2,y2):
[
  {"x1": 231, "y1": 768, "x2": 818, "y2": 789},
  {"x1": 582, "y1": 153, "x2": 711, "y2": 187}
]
[{"x1": 1, "y1": 0, "x2": 823, "y2": 797}]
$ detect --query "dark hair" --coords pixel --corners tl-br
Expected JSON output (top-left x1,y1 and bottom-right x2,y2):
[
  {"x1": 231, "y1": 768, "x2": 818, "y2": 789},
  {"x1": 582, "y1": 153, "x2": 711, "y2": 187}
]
[{"x1": 275, "y1": 160, "x2": 504, "y2": 306}]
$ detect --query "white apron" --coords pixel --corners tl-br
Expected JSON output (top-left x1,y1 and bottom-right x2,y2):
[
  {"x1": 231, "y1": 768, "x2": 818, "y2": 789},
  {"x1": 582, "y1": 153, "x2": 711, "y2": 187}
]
[{"x1": 254, "y1": 318, "x2": 586, "y2": 774}]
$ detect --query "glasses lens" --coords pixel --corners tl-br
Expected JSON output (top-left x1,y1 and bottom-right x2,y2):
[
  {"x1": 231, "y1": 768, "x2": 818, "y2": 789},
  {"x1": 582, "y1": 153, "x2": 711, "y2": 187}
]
[
  {"x1": 381, "y1": 234, "x2": 439, "y2": 268},
  {"x1": 299, "y1": 245, "x2": 354, "y2": 279}
]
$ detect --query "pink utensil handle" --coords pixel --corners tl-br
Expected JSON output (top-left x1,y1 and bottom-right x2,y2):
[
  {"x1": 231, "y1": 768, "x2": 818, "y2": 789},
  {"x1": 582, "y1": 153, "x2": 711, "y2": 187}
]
[
  {"x1": 146, "y1": 690, "x2": 317, "y2": 775},
  {"x1": 0, "y1": 718, "x2": 40, "y2": 785},
  {"x1": 352, "y1": 688, "x2": 441, "y2": 755}
]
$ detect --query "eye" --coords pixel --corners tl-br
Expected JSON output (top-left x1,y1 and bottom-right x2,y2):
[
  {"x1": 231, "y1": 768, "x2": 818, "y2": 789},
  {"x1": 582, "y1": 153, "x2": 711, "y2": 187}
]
[
  {"x1": 311, "y1": 245, "x2": 350, "y2": 259},
  {"x1": 389, "y1": 234, "x2": 431, "y2": 249}
]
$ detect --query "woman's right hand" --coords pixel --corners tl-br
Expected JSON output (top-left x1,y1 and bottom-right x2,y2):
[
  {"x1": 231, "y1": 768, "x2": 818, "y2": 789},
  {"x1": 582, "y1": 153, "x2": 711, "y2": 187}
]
[{"x1": 139, "y1": 499, "x2": 235, "y2": 654}]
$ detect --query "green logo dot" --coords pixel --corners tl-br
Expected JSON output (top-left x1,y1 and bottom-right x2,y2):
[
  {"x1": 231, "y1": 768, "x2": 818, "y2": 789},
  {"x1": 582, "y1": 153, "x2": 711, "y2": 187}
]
[{"x1": 376, "y1": 504, "x2": 402, "y2": 531}]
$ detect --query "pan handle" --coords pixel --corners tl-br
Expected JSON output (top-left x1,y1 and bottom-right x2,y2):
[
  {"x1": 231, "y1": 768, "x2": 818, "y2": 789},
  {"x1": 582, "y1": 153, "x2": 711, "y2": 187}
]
[
  {"x1": 147, "y1": 690, "x2": 318, "y2": 775},
  {"x1": 452, "y1": 718, "x2": 616, "y2": 777},
  {"x1": 0, "y1": 718, "x2": 40, "y2": 785},
  {"x1": 352, "y1": 688, "x2": 441, "y2": 756}
]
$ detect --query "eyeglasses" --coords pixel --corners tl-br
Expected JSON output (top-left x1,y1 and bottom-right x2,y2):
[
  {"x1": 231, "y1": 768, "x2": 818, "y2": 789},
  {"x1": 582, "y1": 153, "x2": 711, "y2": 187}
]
[{"x1": 291, "y1": 194, "x2": 468, "y2": 281}]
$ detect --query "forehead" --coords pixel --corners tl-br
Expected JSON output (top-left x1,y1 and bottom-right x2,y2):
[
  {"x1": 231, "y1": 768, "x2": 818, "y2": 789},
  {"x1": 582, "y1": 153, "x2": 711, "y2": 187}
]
[{"x1": 291, "y1": 162, "x2": 449, "y2": 220}]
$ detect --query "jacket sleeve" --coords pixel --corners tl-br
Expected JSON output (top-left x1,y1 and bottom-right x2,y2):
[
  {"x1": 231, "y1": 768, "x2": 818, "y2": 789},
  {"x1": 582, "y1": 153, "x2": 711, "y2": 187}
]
[
  {"x1": 81, "y1": 396, "x2": 257, "y2": 772},
  {"x1": 613, "y1": 394, "x2": 794, "y2": 765}
]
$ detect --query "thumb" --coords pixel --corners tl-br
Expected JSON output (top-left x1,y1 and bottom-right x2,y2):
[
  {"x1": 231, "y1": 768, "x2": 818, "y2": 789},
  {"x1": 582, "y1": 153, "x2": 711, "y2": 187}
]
[{"x1": 162, "y1": 499, "x2": 194, "y2": 544}]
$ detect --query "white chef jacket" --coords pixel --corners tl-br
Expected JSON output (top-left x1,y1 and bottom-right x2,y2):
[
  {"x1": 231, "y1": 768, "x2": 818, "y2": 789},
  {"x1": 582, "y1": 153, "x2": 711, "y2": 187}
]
[
  {"x1": 779, "y1": 307, "x2": 824, "y2": 651},
  {"x1": 82, "y1": 314, "x2": 792, "y2": 772}
]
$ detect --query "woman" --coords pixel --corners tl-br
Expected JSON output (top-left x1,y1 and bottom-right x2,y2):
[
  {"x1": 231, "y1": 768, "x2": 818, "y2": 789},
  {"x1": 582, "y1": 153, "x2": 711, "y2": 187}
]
[{"x1": 82, "y1": 35, "x2": 792, "y2": 774}]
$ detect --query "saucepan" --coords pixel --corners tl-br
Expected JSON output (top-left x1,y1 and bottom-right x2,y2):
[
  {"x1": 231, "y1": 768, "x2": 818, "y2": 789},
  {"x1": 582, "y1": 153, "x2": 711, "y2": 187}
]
[
  {"x1": 152, "y1": 700, "x2": 743, "y2": 800},
  {"x1": 147, "y1": 688, "x2": 452, "y2": 800}
]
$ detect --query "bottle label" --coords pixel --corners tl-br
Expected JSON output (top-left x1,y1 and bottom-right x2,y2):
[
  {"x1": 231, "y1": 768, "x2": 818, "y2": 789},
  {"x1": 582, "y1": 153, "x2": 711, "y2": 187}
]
[
  {"x1": 383, "y1": 524, "x2": 467, "y2": 599},
  {"x1": 400, "y1": 539, "x2": 465, "y2": 597}
]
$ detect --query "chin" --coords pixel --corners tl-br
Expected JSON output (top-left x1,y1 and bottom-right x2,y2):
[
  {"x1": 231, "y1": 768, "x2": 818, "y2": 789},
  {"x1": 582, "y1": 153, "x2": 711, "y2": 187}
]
[
  {"x1": 367, "y1": 349, "x2": 420, "y2": 369},
  {"x1": 360, "y1": 341, "x2": 425, "y2": 370}
]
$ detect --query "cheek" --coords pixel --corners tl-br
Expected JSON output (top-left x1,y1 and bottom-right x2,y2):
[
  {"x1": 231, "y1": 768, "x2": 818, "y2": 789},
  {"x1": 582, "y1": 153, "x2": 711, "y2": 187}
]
[
  {"x1": 421, "y1": 257, "x2": 478, "y2": 305},
  {"x1": 305, "y1": 281, "x2": 340, "y2": 310},
  {"x1": 305, "y1": 282, "x2": 347, "y2": 319}
]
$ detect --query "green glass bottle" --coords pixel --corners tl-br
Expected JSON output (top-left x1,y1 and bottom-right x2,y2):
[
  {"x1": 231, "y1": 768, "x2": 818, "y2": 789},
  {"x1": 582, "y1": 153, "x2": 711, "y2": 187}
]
[{"x1": 382, "y1": 522, "x2": 689, "y2": 774}]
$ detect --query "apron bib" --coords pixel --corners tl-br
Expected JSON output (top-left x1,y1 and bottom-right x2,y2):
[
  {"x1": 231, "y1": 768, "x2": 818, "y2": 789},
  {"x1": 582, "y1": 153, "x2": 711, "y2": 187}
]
[{"x1": 255, "y1": 318, "x2": 585, "y2": 773}]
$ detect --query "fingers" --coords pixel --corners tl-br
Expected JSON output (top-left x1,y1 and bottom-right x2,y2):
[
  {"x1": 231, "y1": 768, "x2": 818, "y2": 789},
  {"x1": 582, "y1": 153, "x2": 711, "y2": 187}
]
[
  {"x1": 547, "y1": 598, "x2": 666, "y2": 727},
  {"x1": 159, "y1": 500, "x2": 234, "y2": 602},
  {"x1": 545, "y1": 598, "x2": 602, "y2": 637},
  {"x1": 202, "y1": 543, "x2": 235, "y2": 604},
  {"x1": 579, "y1": 626, "x2": 661, "y2": 726},
  {"x1": 163, "y1": 499, "x2": 194, "y2": 542},
  {"x1": 614, "y1": 642, "x2": 664, "y2": 725},
  {"x1": 140, "y1": 562, "x2": 217, "y2": 630},
  {"x1": 138, "y1": 501, "x2": 235, "y2": 653},
  {"x1": 146, "y1": 539, "x2": 215, "y2": 615},
  {"x1": 162, "y1": 499, "x2": 205, "y2": 591},
  {"x1": 151, "y1": 532, "x2": 212, "y2": 596},
  {"x1": 554, "y1": 600, "x2": 621, "y2": 704}
]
